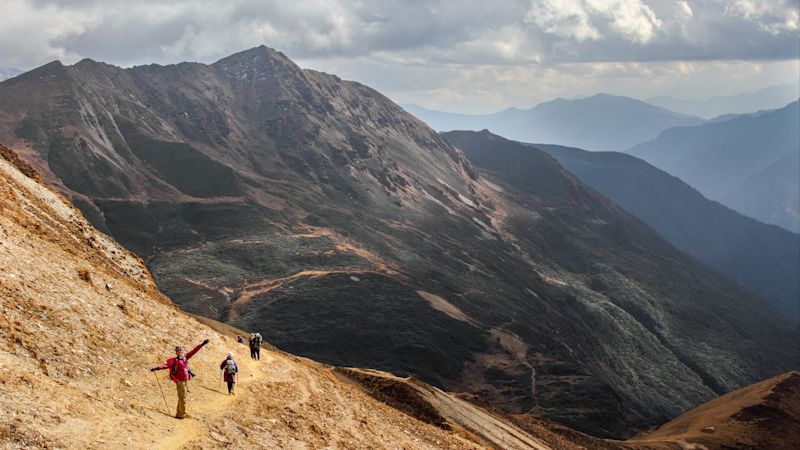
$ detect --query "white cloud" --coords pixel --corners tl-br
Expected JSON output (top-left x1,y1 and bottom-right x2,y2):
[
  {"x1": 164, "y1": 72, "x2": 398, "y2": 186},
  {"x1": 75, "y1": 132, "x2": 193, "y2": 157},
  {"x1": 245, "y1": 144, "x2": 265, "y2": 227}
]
[
  {"x1": 677, "y1": 1, "x2": 693, "y2": 18},
  {"x1": 524, "y1": 0, "x2": 663, "y2": 44},
  {"x1": 526, "y1": 0, "x2": 601, "y2": 42},
  {"x1": 725, "y1": 0, "x2": 799, "y2": 35},
  {"x1": 584, "y1": 0, "x2": 663, "y2": 43},
  {"x1": 0, "y1": 0, "x2": 97, "y2": 67}
]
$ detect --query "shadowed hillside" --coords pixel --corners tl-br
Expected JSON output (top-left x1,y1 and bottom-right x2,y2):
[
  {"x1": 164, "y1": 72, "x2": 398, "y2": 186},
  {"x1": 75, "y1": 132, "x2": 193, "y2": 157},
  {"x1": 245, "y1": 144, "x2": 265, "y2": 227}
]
[{"x1": 523, "y1": 141, "x2": 799, "y2": 323}]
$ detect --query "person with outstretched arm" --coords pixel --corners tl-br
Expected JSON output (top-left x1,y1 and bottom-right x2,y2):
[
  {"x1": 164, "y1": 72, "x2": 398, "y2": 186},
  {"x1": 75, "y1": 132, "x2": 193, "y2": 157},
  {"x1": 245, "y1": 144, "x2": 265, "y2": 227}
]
[{"x1": 151, "y1": 339, "x2": 209, "y2": 419}]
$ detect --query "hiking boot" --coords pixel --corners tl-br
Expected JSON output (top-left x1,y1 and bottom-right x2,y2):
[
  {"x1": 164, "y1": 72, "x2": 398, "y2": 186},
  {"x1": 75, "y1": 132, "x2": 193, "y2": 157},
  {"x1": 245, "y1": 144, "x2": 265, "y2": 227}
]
[{"x1": 175, "y1": 414, "x2": 190, "y2": 419}]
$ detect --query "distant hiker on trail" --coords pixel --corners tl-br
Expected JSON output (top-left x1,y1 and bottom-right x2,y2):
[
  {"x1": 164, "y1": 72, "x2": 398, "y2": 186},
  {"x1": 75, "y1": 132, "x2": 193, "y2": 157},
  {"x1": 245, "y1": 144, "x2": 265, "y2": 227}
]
[
  {"x1": 151, "y1": 339, "x2": 209, "y2": 419},
  {"x1": 236, "y1": 334, "x2": 244, "y2": 344},
  {"x1": 249, "y1": 333, "x2": 262, "y2": 360},
  {"x1": 220, "y1": 352, "x2": 239, "y2": 395}
]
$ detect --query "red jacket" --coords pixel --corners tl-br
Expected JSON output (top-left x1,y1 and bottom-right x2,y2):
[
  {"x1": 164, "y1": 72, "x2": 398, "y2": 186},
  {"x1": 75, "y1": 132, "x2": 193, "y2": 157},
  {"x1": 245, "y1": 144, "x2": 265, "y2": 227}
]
[{"x1": 155, "y1": 342, "x2": 204, "y2": 382}]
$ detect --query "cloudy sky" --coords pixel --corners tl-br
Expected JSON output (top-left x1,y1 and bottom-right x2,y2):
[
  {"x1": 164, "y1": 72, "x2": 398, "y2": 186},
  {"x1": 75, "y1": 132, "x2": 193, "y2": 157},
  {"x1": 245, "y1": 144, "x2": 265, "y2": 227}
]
[{"x1": 2, "y1": 0, "x2": 798, "y2": 112}]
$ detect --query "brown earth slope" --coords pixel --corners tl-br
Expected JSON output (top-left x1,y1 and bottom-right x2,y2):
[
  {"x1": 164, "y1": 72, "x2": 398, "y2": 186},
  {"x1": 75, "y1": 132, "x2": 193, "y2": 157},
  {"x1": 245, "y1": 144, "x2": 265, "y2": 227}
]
[
  {"x1": 629, "y1": 371, "x2": 800, "y2": 450},
  {"x1": 0, "y1": 147, "x2": 554, "y2": 449}
]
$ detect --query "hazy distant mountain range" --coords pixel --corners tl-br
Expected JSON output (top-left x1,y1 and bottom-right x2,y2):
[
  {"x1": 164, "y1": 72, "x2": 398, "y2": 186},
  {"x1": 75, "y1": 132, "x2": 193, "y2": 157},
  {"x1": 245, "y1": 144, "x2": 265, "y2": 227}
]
[
  {"x1": 403, "y1": 94, "x2": 704, "y2": 151},
  {"x1": 1, "y1": 47, "x2": 797, "y2": 437},
  {"x1": 628, "y1": 101, "x2": 800, "y2": 233},
  {"x1": 648, "y1": 81, "x2": 800, "y2": 119},
  {"x1": 526, "y1": 140, "x2": 799, "y2": 323},
  {"x1": 0, "y1": 67, "x2": 22, "y2": 81}
]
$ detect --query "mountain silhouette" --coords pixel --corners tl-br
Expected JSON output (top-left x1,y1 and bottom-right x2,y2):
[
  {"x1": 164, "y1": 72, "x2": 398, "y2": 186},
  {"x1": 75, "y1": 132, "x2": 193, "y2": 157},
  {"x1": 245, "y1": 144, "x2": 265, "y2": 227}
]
[
  {"x1": 627, "y1": 101, "x2": 800, "y2": 233},
  {"x1": 404, "y1": 94, "x2": 704, "y2": 151},
  {"x1": 648, "y1": 81, "x2": 800, "y2": 119}
]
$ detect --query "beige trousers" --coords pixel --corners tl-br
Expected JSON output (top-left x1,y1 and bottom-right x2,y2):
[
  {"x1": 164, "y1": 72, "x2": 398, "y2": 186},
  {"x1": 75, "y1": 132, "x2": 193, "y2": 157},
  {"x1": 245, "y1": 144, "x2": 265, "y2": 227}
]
[{"x1": 175, "y1": 381, "x2": 187, "y2": 418}]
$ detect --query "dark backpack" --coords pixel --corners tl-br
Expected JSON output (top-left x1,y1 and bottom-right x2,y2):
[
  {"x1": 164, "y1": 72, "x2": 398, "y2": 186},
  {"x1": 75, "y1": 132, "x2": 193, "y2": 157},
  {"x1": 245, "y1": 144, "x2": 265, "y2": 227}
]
[{"x1": 224, "y1": 359, "x2": 237, "y2": 375}]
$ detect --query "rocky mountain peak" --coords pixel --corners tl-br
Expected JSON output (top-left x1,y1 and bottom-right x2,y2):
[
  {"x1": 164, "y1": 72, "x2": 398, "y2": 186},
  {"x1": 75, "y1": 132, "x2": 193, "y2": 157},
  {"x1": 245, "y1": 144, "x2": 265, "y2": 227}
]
[
  {"x1": 212, "y1": 44, "x2": 302, "y2": 82},
  {"x1": 10, "y1": 60, "x2": 66, "y2": 82},
  {"x1": 74, "y1": 57, "x2": 105, "y2": 68}
]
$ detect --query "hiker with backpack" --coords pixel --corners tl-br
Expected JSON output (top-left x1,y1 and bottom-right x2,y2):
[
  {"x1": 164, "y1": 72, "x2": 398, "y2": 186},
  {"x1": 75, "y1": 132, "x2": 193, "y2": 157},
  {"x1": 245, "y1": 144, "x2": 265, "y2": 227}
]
[
  {"x1": 249, "y1": 333, "x2": 262, "y2": 360},
  {"x1": 150, "y1": 339, "x2": 209, "y2": 419},
  {"x1": 220, "y1": 352, "x2": 239, "y2": 395}
]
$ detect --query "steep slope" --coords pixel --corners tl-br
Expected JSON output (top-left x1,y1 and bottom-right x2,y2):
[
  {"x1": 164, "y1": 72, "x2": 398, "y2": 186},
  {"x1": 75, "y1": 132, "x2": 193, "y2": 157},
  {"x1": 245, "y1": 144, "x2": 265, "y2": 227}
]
[
  {"x1": 525, "y1": 142, "x2": 800, "y2": 323},
  {"x1": 627, "y1": 101, "x2": 800, "y2": 232},
  {"x1": 404, "y1": 94, "x2": 704, "y2": 151},
  {"x1": 0, "y1": 48, "x2": 797, "y2": 438},
  {"x1": 418, "y1": 131, "x2": 798, "y2": 435},
  {"x1": 0, "y1": 147, "x2": 550, "y2": 449},
  {"x1": 629, "y1": 371, "x2": 800, "y2": 450}
]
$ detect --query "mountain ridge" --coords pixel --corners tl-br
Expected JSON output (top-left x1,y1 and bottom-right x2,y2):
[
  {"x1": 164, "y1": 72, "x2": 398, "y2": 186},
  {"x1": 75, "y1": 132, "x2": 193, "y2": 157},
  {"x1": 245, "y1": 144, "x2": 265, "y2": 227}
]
[
  {"x1": 516, "y1": 139, "x2": 800, "y2": 323},
  {"x1": 648, "y1": 81, "x2": 800, "y2": 119},
  {"x1": 403, "y1": 94, "x2": 704, "y2": 151},
  {"x1": 627, "y1": 100, "x2": 800, "y2": 233}
]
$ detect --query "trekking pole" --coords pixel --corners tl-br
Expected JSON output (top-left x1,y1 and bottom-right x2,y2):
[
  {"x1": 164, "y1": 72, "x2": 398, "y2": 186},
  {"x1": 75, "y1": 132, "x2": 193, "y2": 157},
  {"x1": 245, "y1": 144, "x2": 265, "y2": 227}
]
[
  {"x1": 153, "y1": 371, "x2": 170, "y2": 415},
  {"x1": 219, "y1": 370, "x2": 223, "y2": 393}
]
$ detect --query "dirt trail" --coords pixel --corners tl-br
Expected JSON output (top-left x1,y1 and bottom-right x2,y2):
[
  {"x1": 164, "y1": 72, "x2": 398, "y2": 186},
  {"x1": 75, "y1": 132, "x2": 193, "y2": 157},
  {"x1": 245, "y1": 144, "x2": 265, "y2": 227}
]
[{"x1": 228, "y1": 268, "x2": 389, "y2": 319}]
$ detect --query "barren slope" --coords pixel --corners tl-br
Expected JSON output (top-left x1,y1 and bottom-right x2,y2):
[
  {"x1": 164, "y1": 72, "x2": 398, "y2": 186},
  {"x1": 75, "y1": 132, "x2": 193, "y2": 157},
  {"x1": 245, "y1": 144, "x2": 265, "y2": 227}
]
[
  {"x1": 0, "y1": 149, "x2": 545, "y2": 449},
  {"x1": 629, "y1": 371, "x2": 800, "y2": 450}
]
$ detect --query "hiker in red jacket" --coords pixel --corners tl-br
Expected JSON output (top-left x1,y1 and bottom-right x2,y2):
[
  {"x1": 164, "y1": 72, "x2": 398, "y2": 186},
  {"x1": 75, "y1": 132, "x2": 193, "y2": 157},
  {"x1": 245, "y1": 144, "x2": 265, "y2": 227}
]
[{"x1": 151, "y1": 339, "x2": 209, "y2": 419}]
